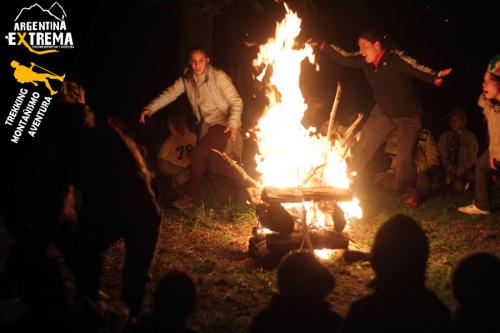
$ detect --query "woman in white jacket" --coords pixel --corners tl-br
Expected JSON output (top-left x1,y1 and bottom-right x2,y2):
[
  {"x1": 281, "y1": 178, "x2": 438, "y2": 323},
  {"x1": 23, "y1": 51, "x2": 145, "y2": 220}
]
[{"x1": 140, "y1": 46, "x2": 243, "y2": 208}]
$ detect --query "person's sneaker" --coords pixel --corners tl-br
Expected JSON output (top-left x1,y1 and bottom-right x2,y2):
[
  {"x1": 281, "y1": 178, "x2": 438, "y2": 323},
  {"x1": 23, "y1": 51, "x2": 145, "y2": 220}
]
[
  {"x1": 171, "y1": 195, "x2": 194, "y2": 209},
  {"x1": 458, "y1": 203, "x2": 490, "y2": 215}
]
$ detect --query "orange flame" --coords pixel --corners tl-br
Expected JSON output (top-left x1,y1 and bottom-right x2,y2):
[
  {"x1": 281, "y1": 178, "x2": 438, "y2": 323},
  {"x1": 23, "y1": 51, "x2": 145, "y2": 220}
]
[{"x1": 253, "y1": 5, "x2": 362, "y2": 241}]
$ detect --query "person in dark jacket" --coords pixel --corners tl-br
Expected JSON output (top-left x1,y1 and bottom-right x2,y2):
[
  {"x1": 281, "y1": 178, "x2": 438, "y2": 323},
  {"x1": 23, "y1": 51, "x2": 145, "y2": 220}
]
[
  {"x1": 311, "y1": 31, "x2": 452, "y2": 207},
  {"x1": 250, "y1": 250, "x2": 342, "y2": 333},
  {"x1": 342, "y1": 214, "x2": 452, "y2": 333},
  {"x1": 438, "y1": 107, "x2": 478, "y2": 192}
]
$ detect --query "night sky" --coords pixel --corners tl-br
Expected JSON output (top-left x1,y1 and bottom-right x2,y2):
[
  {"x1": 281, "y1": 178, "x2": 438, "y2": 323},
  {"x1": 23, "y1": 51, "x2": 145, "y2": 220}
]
[{"x1": 1, "y1": 0, "x2": 499, "y2": 204}]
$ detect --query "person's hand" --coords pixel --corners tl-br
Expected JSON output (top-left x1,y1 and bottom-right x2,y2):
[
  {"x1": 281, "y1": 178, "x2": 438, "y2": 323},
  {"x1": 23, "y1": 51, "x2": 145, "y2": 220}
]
[
  {"x1": 434, "y1": 68, "x2": 453, "y2": 86},
  {"x1": 437, "y1": 68, "x2": 453, "y2": 78},
  {"x1": 224, "y1": 126, "x2": 237, "y2": 142},
  {"x1": 139, "y1": 108, "x2": 153, "y2": 124},
  {"x1": 490, "y1": 156, "x2": 498, "y2": 170},
  {"x1": 306, "y1": 38, "x2": 318, "y2": 48}
]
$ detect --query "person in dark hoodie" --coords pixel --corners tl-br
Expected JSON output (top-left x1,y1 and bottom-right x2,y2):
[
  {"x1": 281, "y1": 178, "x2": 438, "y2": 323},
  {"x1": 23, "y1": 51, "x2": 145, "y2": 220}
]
[
  {"x1": 310, "y1": 31, "x2": 452, "y2": 208},
  {"x1": 342, "y1": 214, "x2": 451, "y2": 333},
  {"x1": 438, "y1": 107, "x2": 478, "y2": 192},
  {"x1": 250, "y1": 250, "x2": 342, "y2": 333}
]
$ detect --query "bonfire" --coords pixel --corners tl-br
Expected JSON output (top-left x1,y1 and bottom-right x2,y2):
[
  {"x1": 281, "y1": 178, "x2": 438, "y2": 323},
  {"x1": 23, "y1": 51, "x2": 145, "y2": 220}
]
[{"x1": 247, "y1": 4, "x2": 363, "y2": 264}]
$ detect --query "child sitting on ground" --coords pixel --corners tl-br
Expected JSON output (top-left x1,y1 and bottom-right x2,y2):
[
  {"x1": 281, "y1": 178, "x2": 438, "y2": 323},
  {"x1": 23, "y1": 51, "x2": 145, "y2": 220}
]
[{"x1": 157, "y1": 112, "x2": 197, "y2": 185}]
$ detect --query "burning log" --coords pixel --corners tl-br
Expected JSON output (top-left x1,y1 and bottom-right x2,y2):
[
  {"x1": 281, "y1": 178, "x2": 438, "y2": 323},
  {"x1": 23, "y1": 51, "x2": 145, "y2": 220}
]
[
  {"x1": 326, "y1": 82, "x2": 343, "y2": 144},
  {"x1": 249, "y1": 226, "x2": 349, "y2": 266},
  {"x1": 210, "y1": 149, "x2": 259, "y2": 188},
  {"x1": 261, "y1": 186, "x2": 352, "y2": 203},
  {"x1": 332, "y1": 203, "x2": 347, "y2": 232},
  {"x1": 258, "y1": 203, "x2": 295, "y2": 235},
  {"x1": 256, "y1": 229, "x2": 348, "y2": 249},
  {"x1": 247, "y1": 187, "x2": 349, "y2": 233},
  {"x1": 342, "y1": 250, "x2": 370, "y2": 263}
]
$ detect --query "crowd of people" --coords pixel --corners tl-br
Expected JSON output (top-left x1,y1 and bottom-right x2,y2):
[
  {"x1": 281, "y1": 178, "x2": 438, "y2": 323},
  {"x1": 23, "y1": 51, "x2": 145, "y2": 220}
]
[
  {"x1": 251, "y1": 215, "x2": 500, "y2": 333},
  {"x1": 2, "y1": 209, "x2": 499, "y2": 332},
  {"x1": 0, "y1": 26, "x2": 499, "y2": 332}
]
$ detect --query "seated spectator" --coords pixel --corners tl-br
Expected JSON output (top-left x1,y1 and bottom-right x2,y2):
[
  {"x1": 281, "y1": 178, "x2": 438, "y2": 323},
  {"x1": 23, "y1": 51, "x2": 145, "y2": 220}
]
[
  {"x1": 250, "y1": 250, "x2": 342, "y2": 333},
  {"x1": 438, "y1": 108, "x2": 478, "y2": 192},
  {"x1": 157, "y1": 112, "x2": 197, "y2": 185},
  {"x1": 375, "y1": 128, "x2": 443, "y2": 197},
  {"x1": 342, "y1": 214, "x2": 451, "y2": 332},
  {"x1": 129, "y1": 270, "x2": 199, "y2": 333},
  {"x1": 452, "y1": 252, "x2": 500, "y2": 333}
]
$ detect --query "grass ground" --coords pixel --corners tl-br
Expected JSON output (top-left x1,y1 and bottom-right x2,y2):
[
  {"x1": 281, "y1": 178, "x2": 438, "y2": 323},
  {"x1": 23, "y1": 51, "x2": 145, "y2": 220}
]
[
  {"x1": 116, "y1": 177, "x2": 499, "y2": 332},
  {"x1": 2, "y1": 177, "x2": 499, "y2": 333}
]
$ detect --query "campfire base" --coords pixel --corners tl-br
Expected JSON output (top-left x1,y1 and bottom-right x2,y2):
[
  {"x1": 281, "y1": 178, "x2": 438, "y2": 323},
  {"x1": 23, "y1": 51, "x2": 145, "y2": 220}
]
[
  {"x1": 248, "y1": 226, "x2": 349, "y2": 267},
  {"x1": 246, "y1": 187, "x2": 352, "y2": 267}
]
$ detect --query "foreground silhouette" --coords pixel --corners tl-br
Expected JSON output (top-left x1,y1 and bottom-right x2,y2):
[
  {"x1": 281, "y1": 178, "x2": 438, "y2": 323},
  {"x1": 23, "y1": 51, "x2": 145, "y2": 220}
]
[
  {"x1": 342, "y1": 214, "x2": 452, "y2": 332},
  {"x1": 452, "y1": 252, "x2": 500, "y2": 332},
  {"x1": 251, "y1": 250, "x2": 342, "y2": 333}
]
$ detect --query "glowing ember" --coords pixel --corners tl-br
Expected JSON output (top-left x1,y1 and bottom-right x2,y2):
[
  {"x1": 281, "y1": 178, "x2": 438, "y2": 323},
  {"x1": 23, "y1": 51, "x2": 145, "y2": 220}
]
[
  {"x1": 314, "y1": 249, "x2": 339, "y2": 261},
  {"x1": 253, "y1": 4, "x2": 362, "y2": 238}
]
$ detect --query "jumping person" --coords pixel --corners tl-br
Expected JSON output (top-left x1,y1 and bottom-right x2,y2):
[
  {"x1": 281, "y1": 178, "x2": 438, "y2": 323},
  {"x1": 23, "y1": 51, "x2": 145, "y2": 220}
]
[
  {"x1": 140, "y1": 46, "x2": 243, "y2": 209},
  {"x1": 310, "y1": 31, "x2": 452, "y2": 208}
]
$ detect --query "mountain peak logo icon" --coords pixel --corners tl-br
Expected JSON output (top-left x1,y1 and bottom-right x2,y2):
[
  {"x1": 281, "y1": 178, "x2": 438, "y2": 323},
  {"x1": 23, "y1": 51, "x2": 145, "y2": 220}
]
[{"x1": 14, "y1": 2, "x2": 67, "y2": 22}]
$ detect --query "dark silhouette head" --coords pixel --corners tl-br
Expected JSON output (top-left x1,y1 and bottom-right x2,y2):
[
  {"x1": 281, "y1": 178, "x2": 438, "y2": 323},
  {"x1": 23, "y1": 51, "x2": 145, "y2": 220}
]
[
  {"x1": 453, "y1": 252, "x2": 500, "y2": 310},
  {"x1": 153, "y1": 270, "x2": 197, "y2": 320},
  {"x1": 277, "y1": 250, "x2": 335, "y2": 299},
  {"x1": 370, "y1": 214, "x2": 429, "y2": 289}
]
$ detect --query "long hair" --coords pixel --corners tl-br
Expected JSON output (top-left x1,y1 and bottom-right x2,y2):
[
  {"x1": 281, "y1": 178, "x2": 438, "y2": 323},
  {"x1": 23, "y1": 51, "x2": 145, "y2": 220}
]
[{"x1": 183, "y1": 45, "x2": 210, "y2": 91}]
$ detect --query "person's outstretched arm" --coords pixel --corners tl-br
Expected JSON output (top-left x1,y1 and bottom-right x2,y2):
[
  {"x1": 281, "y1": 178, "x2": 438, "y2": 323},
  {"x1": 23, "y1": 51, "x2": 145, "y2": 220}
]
[
  {"x1": 395, "y1": 51, "x2": 452, "y2": 85},
  {"x1": 139, "y1": 77, "x2": 185, "y2": 124},
  {"x1": 317, "y1": 40, "x2": 364, "y2": 68}
]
